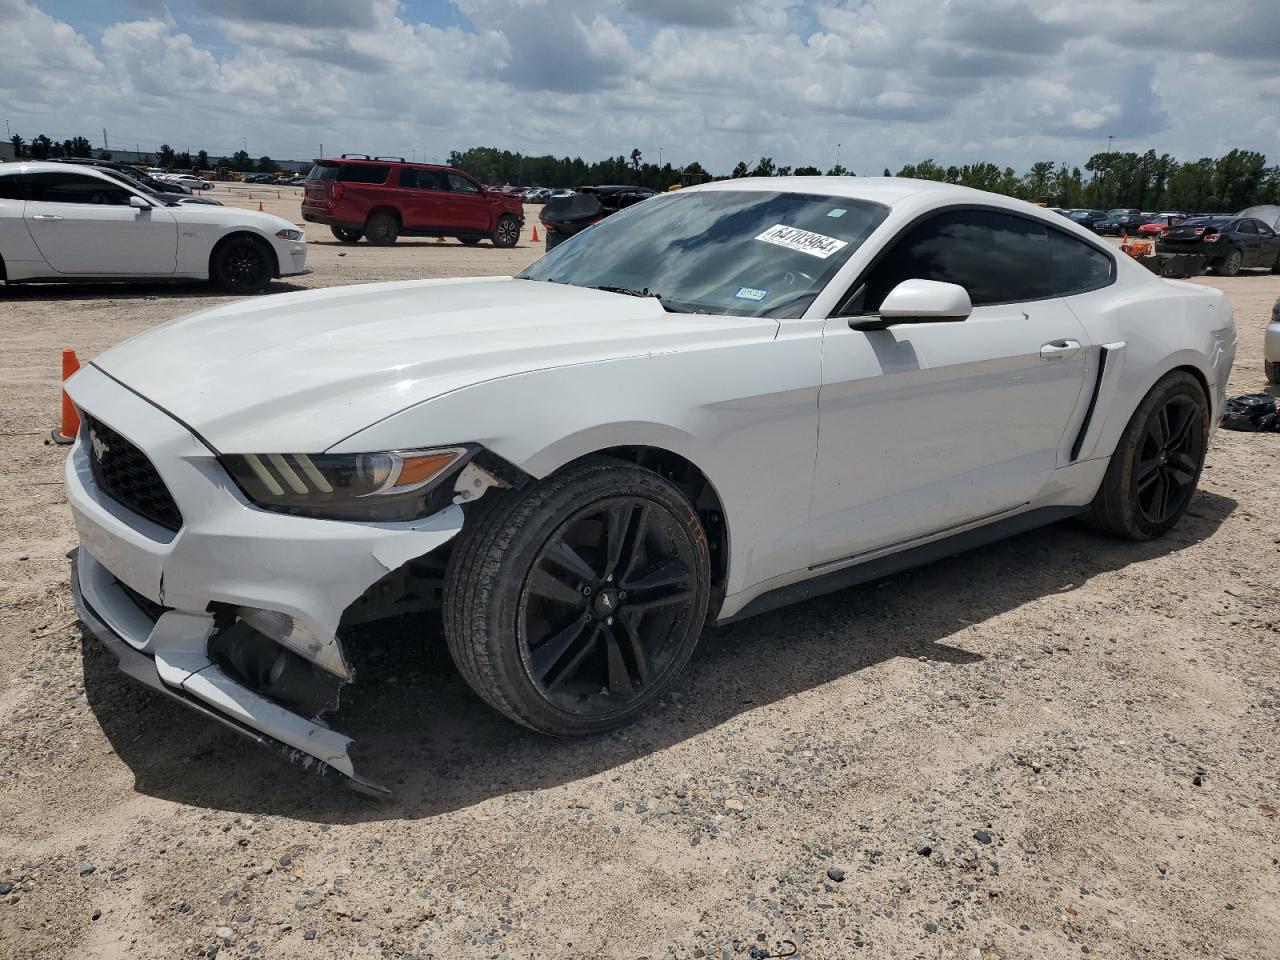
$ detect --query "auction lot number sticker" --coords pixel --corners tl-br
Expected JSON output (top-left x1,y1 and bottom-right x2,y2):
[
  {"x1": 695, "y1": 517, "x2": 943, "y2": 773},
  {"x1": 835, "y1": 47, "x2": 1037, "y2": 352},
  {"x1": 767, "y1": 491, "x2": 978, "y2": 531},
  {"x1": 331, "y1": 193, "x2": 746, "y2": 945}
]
[{"x1": 755, "y1": 224, "x2": 849, "y2": 259}]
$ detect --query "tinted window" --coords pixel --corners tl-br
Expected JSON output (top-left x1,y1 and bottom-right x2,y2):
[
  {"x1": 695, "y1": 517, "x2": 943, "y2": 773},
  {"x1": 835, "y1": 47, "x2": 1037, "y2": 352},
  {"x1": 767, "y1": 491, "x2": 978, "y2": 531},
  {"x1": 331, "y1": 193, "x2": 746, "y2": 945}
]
[
  {"x1": 1047, "y1": 230, "x2": 1114, "y2": 295},
  {"x1": 0, "y1": 175, "x2": 26, "y2": 200},
  {"x1": 401, "y1": 168, "x2": 446, "y2": 190},
  {"x1": 860, "y1": 209, "x2": 1053, "y2": 310},
  {"x1": 1236, "y1": 220, "x2": 1256, "y2": 235},
  {"x1": 338, "y1": 164, "x2": 389, "y2": 184},
  {"x1": 24, "y1": 172, "x2": 133, "y2": 205},
  {"x1": 1256, "y1": 220, "x2": 1276, "y2": 237}
]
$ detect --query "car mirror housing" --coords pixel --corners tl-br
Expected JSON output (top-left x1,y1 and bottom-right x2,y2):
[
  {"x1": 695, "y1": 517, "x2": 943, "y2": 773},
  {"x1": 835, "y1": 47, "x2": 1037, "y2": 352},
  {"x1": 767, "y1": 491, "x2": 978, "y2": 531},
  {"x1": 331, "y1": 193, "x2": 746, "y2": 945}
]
[
  {"x1": 849, "y1": 279, "x2": 972, "y2": 331},
  {"x1": 128, "y1": 195, "x2": 151, "y2": 210}
]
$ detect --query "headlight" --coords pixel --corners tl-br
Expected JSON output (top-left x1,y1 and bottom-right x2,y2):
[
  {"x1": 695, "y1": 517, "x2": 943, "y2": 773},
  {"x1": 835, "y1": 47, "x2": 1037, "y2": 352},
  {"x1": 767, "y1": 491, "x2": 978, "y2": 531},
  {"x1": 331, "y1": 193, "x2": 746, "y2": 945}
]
[
  {"x1": 275, "y1": 228, "x2": 304, "y2": 241},
  {"x1": 222, "y1": 447, "x2": 472, "y2": 521}
]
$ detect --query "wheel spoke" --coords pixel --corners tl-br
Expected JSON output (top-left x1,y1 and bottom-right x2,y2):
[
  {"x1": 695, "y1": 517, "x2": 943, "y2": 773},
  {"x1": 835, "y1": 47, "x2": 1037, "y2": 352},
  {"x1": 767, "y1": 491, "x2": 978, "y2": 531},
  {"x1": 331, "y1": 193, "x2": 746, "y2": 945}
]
[
  {"x1": 1167, "y1": 405, "x2": 1196, "y2": 452},
  {"x1": 621, "y1": 505, "x2": 650, "y2": 582},
  {"x1": 622, "y1": 557, "x2": 689, "y2": 593},
  {"x1": 1167, "y1": 451, "x2": 1197, "y2": 482},
  {"x1": 527, "y1": 567, "x2": 585, "y2": 606},
  {"x1": 1136, "y1": 457, "x2": 1160, "y2": 491},
  {"x1": 618, "y1": 614, "x2": 652, "y2": 688},
  {"x1": 530, "y1": 616, "x2": 590, "y2": 683},
  {"x1": 603, "y1": 627, "x2": 634, "y2": 698},
  {"x1": 1156, "y1": 470, "x2": 1174, "y2": 521},
  {"x1": 545, "y1": 624, "x2": 602, "y2": 693},
  {"x1": 601, "y1": 504, "x2": 631, "y2": 580},
  {"x1": 546, "y1": 540, "x2": 599, "y2": 583},
  {"x1": 1151, "y1": 405, "x2": 1170, "y2": 447},
  {"x1": 625, "y1": 588, "x2": 693, "y2": 616}
]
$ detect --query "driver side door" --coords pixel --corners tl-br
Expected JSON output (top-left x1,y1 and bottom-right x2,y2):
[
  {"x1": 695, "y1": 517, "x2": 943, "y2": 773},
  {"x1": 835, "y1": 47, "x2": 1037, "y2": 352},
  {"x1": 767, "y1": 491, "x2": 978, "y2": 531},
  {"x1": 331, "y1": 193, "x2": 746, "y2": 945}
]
[{"x1": 810, "y1": 208, "x2": 1094, "y2": 567}]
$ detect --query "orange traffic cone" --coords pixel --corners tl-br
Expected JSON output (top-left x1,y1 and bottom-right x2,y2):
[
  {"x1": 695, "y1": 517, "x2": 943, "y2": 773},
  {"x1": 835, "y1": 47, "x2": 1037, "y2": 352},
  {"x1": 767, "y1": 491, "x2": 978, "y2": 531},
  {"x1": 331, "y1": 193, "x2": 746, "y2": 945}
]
[
  {"x1": 257, "y1": 201, "x2": 264, "y2": 211},
  {"x1": 52, "y1": 349, "x2": 80, "y2": 445},
  {"x1": 531, "y1": 225, "x2": 539, "y2": 242}
]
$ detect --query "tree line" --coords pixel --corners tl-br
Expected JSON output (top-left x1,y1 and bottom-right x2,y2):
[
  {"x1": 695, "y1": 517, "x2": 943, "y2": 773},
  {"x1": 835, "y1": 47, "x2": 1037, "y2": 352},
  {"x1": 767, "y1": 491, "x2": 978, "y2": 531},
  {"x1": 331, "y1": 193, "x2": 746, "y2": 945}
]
[
  {"x1": 10, "y1": 132, "x2": 1279, "y2": 212},
  {"x1": 450, "y1": 145, "x2": 1280, "y2": 213},
  {"x1": 8, "y1": 134, "x2": 282, "y2": 174}
]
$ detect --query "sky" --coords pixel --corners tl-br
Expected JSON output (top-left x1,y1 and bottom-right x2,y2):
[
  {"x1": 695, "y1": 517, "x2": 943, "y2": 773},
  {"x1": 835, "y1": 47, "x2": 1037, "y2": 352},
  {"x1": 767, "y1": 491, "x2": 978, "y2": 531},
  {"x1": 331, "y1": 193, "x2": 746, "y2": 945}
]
[{"x1": 3, "y1": 0, "x2": 1278, "y2": 175}]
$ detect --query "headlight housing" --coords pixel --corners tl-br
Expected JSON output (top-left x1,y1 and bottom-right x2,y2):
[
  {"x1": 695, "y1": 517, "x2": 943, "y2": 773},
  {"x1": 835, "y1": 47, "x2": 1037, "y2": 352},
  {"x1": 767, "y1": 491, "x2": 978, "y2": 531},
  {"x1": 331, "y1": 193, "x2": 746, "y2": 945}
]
[
  {"x1": 222, "y1": 447, "x2": 473, "y2": 521},
  {"x1": 275, "y1": 228, "x2": 304, "y2": 241}
]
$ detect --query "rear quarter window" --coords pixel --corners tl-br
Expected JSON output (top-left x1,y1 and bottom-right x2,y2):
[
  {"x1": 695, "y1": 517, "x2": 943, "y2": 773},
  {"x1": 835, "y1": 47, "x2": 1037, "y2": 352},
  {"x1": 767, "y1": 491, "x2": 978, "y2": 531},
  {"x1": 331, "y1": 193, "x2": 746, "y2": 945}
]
[
  {"x1": 1047, "y1": 230, "x2": 1115, "y2": 296},
  {"x1": 0, "y1": 175, "x2": 26, "y2": 200},
  {"x1": 339, "y1": 164, "x2": 390, "y2": 185}
]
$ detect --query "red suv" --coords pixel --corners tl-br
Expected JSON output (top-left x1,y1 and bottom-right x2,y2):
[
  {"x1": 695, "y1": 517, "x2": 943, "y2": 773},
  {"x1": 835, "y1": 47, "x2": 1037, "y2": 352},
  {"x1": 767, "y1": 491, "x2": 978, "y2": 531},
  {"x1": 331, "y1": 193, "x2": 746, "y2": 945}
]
[{"x1": 301, "y1": 155, "x2": 524, "y2": 247}]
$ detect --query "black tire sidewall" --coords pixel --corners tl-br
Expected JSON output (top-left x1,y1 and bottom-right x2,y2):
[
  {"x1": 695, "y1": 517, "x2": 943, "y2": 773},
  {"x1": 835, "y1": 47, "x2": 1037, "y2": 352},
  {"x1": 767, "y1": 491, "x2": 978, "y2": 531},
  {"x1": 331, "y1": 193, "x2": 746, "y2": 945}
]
[
  {"x1": 1223, "y1": 249, "x2": 1242, "y2": 276},
  {"x1": 447, "y1": 459, "x2": 711, "y2": 736},
  {"x1": 213, "y1": 236, "x2": 272, "y2": 293}
]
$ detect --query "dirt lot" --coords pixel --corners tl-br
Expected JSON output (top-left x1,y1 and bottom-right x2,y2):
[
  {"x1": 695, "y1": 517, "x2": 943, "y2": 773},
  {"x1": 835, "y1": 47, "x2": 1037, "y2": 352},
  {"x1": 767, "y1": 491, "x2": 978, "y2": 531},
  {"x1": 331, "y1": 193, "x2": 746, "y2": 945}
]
[{"x1": 1, "y1": 184, "x2": 1278, "y2": 960}]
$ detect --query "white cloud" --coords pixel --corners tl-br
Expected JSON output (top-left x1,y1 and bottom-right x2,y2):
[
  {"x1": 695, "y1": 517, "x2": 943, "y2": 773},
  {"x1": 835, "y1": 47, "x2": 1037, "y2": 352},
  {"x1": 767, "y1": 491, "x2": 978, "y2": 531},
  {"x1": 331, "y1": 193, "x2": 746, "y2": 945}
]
[{"x1": 4, "y1": 0, "x2": 1278, "y2": 173}]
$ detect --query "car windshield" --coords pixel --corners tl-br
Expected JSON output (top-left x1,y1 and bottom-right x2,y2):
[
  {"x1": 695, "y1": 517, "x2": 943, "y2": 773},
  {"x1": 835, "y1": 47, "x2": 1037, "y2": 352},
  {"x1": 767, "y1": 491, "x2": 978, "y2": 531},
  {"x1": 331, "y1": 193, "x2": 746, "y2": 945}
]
[{"x1": 518, "y1": 189, "x2": 888, "y2": 318}]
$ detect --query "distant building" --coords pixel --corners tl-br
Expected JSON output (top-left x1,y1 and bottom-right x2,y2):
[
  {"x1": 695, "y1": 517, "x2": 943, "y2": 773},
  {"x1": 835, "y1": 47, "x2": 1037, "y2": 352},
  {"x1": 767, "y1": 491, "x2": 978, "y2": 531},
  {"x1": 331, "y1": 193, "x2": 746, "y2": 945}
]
[{"x1": 0, "y1": 141, "x2": 15, "y2": 162}]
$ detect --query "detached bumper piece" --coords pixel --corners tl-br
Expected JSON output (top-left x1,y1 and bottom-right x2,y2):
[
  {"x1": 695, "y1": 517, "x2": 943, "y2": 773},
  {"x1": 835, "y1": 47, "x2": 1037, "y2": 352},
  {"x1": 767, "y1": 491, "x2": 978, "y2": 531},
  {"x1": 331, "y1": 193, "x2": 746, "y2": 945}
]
[{"x1": 72, "y1": 549, "x2": 389, "y2": 797}]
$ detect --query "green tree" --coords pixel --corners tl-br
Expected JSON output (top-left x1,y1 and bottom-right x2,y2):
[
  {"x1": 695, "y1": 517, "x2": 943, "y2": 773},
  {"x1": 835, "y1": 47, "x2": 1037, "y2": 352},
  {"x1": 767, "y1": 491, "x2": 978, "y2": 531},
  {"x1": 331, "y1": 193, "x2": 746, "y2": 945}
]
[
  {"x1": 730, "y1": 161, "x2": 750, "y2": 178},
  {"x1": 255, "y1": 155, "x2": 278, "y2": 173},
  {"x1": 9, "y1": 135, "x2": 23, "y2": 158},
  {"x1": 750, "y1": 157, "x2": 776, "y2": 177},
  {"x1": 159, "y1": 143, "x2": 176, "y2": 167},
  {"x1": 629, "y1": 147, "x2": 642, "y2": 171},
  {"x1": 794, "y1": 165, "x2": 821, "y2": 176},
  {"x1": 29, "y1": 134, "x2": 52, "y2": 159},
  {"x1": 196, "y1": 149, "x2": 210, "y2": 170},
  {"x1": 826, "y1": 163, "x2": 851, "y2": 176},
  {"x1": 229, "y1": 150, "x2": 252, "y2": 171},
  {"x1": 1022, "y1": 160, "x2": 1057, "y2": 200}
]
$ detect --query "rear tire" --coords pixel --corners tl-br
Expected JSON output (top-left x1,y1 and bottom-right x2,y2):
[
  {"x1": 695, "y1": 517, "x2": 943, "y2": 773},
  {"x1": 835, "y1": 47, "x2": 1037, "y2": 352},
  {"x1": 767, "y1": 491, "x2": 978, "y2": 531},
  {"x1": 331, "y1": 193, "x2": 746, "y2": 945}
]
[
  {"x1": 330, "y1": 225, "x2": 362, "y2": 244},
  {"x1": 1266, "y1": 362, "x2": 1280, "y2": 385},
  {"x1": 210, "y1": 235, "x2": 274, "y2": 294},
  {"x1": 443, "y1": 457, "x2": 711, "y2": 737},
  {"x1": 491, "y1": 214, "x2": 520, "y2": 248},
  {"x1": 1087, "y1": 371, "x2": 1208, "y2": 540},
  {"x1": 1218, "y1": 248, "x2": 1243, "y2": 277},
  {"x1": 365, "y1": 212, "x2": 399, "y2": 246}
]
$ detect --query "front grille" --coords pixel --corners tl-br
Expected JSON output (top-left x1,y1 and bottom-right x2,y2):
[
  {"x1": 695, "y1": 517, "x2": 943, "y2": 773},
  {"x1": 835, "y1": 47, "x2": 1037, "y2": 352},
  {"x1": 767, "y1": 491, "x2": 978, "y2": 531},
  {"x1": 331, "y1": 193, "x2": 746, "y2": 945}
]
[{"x1": 83, "y1": 415, "x2": 183, "y2": 532}]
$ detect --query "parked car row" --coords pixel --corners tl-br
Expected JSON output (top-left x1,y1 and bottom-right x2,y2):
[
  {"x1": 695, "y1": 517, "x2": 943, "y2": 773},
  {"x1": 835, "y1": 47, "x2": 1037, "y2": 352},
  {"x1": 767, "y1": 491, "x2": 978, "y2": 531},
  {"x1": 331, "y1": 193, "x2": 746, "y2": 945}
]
[{"x1": 1158, "y1": 215, "x2": 1280, "y2": 276}]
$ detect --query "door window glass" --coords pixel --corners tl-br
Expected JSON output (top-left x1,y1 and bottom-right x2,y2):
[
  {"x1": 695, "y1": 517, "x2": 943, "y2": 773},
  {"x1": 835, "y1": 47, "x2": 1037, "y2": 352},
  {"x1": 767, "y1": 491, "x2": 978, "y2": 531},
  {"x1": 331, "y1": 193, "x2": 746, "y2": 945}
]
[
  {"x1": 447, "y1": 174, "x2": 480, "y2": 194},
  {"x1": 1236, "y1": 220, "x2": 1257, "y2": 235},
  {"x1": 24, "y1": 173, "x2": 133, "y2": 205},
  {"x1": 402, "y1": 169, "x2": 446, "y2": 190},
  {"x1": 0, "y1": 176, "x2": 26, "y2": 200},
  {"x1": 859, "y1": 209, "x2": 1053, "y2": 309},
  {"x1": 1254, "y1": 220, "x2": 1275, "y2": 237}
]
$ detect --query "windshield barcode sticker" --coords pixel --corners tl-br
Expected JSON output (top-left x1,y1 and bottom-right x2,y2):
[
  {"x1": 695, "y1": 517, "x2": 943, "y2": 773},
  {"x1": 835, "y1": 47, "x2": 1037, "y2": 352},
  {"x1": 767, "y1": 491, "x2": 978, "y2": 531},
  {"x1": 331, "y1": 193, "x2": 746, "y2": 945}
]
[{"x1": 755, "y1": 224, "x2": 849, "y2": 259}]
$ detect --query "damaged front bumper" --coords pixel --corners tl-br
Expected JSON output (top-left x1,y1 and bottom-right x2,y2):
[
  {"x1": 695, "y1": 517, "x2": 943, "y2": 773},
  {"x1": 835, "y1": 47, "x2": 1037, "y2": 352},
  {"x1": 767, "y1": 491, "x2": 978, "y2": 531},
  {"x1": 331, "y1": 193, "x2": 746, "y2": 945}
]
[{"x1": 65, "y1": 364, "x2": 465, "y2": 795}]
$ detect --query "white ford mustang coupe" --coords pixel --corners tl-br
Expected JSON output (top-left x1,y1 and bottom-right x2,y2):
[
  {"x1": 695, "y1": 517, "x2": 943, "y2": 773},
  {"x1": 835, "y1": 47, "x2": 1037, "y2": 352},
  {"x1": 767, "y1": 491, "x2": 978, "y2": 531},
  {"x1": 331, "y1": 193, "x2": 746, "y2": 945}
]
[
  {"x1": 0, "y1": 162, "x2": 307, "y2": 292},
  {"x1": 64, "y1": 177, "x2": 1235, "y2": 792}
]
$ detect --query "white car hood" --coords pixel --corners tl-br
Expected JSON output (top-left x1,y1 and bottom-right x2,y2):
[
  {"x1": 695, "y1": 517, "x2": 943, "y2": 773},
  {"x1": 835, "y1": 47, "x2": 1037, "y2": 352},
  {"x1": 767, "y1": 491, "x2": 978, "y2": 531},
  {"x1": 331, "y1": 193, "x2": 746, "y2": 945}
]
[
  {"x1": 91, "y1": 277, "x2": 779, "y2": 452},
  {"x1": 165, "y1": 204, "x2": 295, "y2": 233}
]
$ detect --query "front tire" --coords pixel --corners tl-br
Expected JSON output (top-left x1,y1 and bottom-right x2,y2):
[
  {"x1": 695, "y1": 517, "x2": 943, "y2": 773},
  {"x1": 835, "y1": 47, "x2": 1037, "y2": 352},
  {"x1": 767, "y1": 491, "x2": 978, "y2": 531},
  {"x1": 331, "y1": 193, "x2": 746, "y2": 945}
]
[
  {"x1": 330, "y1": 225, "x2": 362, "y2": 244},
  {"x1": 1087, "y1": 371, "x2": 1208, "y2": 540},
  {"x1": 458, "y1": 236, "x2": 482, "y2": 246},
  {"x1": 210, "y1": 235, "x2": 274, "y2": 294},
  {"x1": 491, "y1": 214, "x2": 520, "y2": 248},
  {"x1": 443, "y1": 458, "x2": 711, "y2": 736}
]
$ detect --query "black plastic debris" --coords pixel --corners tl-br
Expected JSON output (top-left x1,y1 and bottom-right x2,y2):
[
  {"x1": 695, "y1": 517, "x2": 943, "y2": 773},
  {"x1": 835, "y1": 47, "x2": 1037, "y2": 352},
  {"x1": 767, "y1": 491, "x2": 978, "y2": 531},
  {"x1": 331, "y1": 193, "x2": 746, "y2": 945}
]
[{"x1": 1220, "y1": 394, "x2": 1280, "y2": 432}]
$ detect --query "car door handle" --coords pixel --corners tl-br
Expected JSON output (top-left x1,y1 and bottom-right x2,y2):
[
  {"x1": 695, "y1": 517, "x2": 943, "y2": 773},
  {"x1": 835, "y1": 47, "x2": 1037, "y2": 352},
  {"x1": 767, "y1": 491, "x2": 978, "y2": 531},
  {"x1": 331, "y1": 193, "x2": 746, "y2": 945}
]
[
  {"x1": 1040, "y1": 339, "x2": 1082, "y2": 359},
  {"x1": 31, "y1": 214, "x2": 63, "y2": 221}
]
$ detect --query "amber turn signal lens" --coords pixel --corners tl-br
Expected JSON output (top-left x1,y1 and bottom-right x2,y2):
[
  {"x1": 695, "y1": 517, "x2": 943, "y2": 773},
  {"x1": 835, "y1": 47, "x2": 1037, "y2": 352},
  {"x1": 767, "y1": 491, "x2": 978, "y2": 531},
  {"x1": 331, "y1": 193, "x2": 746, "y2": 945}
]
[{"x1": 394, "y1": 451, "x2": 460, "y2": 489}]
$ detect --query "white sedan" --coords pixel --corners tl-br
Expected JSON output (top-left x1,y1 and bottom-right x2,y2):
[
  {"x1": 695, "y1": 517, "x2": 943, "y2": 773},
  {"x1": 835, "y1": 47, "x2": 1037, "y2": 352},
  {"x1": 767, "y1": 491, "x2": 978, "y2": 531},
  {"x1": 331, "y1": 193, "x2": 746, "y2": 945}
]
[
  {"x1": 161, "y1": 173, "x2": 213, "y2": 191},
  {"x1": 0, "y1": 161, "x2": 307, "y2": 292},
  {"x1": 64, "y1": 177, "x2": 1234, "y2": 792}
]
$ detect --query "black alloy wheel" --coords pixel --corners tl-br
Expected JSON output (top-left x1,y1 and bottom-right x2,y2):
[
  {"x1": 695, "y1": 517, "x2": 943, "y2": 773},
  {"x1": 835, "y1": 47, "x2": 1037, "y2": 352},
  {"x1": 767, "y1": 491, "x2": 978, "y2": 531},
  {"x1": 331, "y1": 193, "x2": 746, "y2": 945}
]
[
  {"x1": 212, "y1": 236, "x2": 273, "y2": 293},
  {"x1": 1087, "y1": 370, "x2": 1207, "y2": 540},
  {"x1": 1220, "y1": 248, "x2": 1243, "y2": 276},
  {"x1": 518, "y1": 497, "x2": 697, "y2": 717},
  {"x1": 443, "y1": 458, "x2": 711, "y2": 736},
  {"x1": 1133, "y1": 395, "x2": 1202, "y2": 526},
  {"x1": 365, "y1": 212, "x2": 399, "y2": 245},
  {"x1": 491, "y1": 215, "x2": 520, "y2": 248}
]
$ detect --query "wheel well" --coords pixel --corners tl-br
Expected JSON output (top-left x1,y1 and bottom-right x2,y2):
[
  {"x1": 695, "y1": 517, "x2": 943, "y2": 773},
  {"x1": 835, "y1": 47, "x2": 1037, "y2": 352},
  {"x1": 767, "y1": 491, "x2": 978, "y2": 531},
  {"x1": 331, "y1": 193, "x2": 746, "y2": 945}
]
[
  {"x1": 210, "y1": 231, "x2": 279, "y2": 278},
  {"x1": 1172, "y1": 363, "x2": 1210, "y2": 405},
  {"x1": 594, "y1": 445, "x2": 729, "y2": 601},
  {"x1": 365, "y1": 206, "x2": 402, "y2": 228}
]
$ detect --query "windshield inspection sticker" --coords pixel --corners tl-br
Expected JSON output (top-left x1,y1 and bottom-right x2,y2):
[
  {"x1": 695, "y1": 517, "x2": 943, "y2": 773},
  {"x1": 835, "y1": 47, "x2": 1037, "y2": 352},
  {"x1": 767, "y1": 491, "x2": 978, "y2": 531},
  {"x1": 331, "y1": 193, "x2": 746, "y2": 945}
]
[
  {"x1": 755, "y1": 224, "x2": 848, "y2": 259},
  {"x1": 735, "y1": 286, "x2": 769, "y2": 301},
  {"x1": 827, "y1": 208, "x2": 847, "y2": 218}
]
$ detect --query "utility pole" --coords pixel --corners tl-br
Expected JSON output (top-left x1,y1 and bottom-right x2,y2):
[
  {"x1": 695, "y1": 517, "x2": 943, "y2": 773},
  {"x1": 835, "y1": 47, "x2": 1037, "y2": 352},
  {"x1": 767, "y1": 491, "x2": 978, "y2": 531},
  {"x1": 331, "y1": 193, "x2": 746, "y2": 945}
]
[
  {"x1": 102, "y1": 127, "x2": 108, "y2": 150},
  {"x1": 1106, "y1": 135, "x2": 1115, "y2": 154},
  {"x1": 836, "y1": 143, "x2": 842, "y2": 169},
  {"x1": 659, "y1": 146, "x2": 663, "y2": 168}
]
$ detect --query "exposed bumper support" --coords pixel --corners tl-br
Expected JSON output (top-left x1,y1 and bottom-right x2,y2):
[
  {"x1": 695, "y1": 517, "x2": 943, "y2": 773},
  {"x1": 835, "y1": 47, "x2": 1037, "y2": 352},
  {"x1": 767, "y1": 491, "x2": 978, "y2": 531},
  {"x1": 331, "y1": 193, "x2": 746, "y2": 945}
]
[{"x1": 72, "y1": 548, "x2": 390, "y2": 797}]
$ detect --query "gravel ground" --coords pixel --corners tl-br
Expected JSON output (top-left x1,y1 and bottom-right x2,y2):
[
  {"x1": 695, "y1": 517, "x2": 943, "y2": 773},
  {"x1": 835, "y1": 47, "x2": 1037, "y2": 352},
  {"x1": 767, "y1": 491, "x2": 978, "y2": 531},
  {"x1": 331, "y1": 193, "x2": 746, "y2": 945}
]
[{"x1": 1, "y1": 185, "x2": 1278, "y2": 960}]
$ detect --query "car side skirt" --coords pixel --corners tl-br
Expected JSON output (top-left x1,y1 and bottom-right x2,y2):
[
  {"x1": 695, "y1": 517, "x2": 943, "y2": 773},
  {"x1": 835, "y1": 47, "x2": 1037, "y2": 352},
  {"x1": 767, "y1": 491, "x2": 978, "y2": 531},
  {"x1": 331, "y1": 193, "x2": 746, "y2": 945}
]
[{"x1": 716, "y1": 504, "x2": 1086, "y2": 625}]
